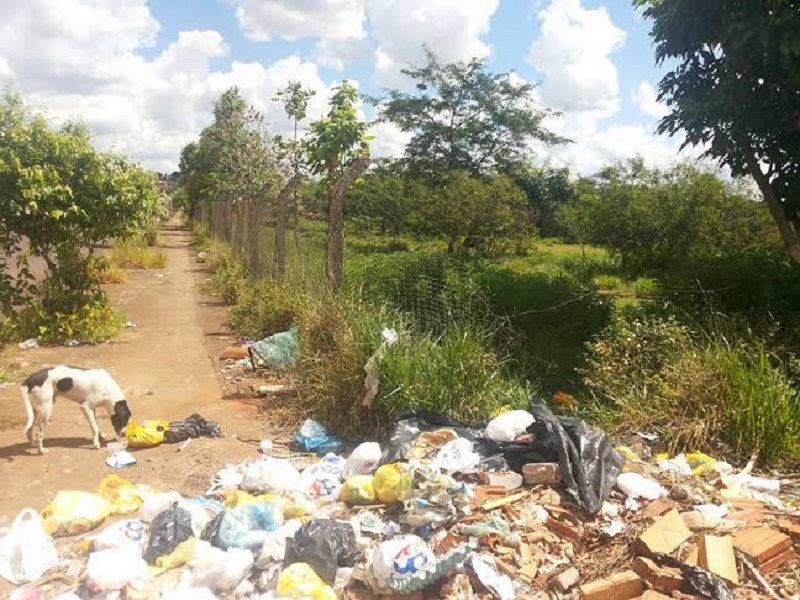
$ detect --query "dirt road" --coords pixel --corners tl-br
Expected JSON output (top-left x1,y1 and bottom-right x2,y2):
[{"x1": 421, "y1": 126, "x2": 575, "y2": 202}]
[{"x1": 0, "y1": 223, "x2": 266, "y2": 519}]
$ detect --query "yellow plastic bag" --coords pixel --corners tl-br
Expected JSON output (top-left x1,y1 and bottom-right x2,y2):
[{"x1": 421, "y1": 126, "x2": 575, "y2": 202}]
[
  {"x1": 155, "y1": 537, "x2": 197, "y2": 570},
  {"x1": 97, "y1": 475, "x2": 152, "y2": 516},
  {"x1": 373, "y1": 463, "x2": 412, "y2": 504},
  {"x1": 41, "y1": 491, "x2": 112, "y2": 537},
  {"x1": 276, "y1": 563, "x2": 337, "y2": 600},
  {"x1": 338, "y1": 475, "x2": 376, "y2": 506},
  {"x1": 686, "y1": 452, "x2": 719, "y2": 476},
  {"x1": 222, "y1": 490, "x2": 258, "y2": 509},
  {"x1": 125, "y1": 419, "x2": 169, "y2": 448},
  {"x1": 260, "y1": 493, "x2": 310, "y2": 519}
]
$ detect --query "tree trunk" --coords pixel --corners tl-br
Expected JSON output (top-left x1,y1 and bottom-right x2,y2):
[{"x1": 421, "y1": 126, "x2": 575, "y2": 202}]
[
  {"x1": 249, "y1": 197, "x2": 261, "y2": 280},
  {"x1": 743, "y1": 149, "x2": 800, "y2": 265},
  {"x1": 326, "y1": 157, "x2": 371, "y2": 291},
  {"x1": 274, "y1": 174, "x2": 303, "y2": 281}
]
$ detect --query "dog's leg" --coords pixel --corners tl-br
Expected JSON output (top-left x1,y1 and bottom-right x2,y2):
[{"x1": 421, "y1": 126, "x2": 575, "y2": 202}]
[
  {"x1": 36, "y1": 402, "x2": 52, "y2": 455},
  {"x1": 81, "y1": 403, "x2": 102, "y2": 449}
]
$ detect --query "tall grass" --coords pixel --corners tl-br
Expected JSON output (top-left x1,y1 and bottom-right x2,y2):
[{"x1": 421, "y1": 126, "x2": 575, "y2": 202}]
[{"x1": 106, "y1": 238, "x2": 167, "y2": 269}]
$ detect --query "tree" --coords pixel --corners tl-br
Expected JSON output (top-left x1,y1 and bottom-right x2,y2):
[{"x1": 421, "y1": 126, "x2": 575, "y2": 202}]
[
  {"x1": 347, "y1": 164, "x2": 417, "y2": 239},
  {"x1": 510, "y1": 165, "x2": 576, "y2": 238},
  {"x1": 634, "y1": 0, "x2": 800, "y2": 264},
  {"x1": 370, "y1": 47, "x2": 568, "y2": 178},
  {"x1": 0, "y1": 91, "x2": 160, "y2": 318},
  {"x1": 304, "y1": 81, "x2": 372, "y2": 289},
  {"x1": 272, "y1": 82, "x2": 316, "y2": 280}
]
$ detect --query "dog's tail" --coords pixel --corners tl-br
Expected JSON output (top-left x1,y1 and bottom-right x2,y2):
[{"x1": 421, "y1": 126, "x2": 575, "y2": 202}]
[{"x1": 21, "y1": 385, "x2": 35, "y2": 435}]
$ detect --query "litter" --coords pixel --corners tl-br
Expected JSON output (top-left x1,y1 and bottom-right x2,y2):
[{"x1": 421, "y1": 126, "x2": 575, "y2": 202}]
[
  {"x1": 431, "y1": 437, "x2": 481, "y2": 474},
  {"x1": 339, "y1": 475, "x2": 377, "y2": 506},
  {"x1": 276, "y1": 562, "x2": 337, "y2": 600},
  {"x1": 86, "y1": 548, "x2": 148, "y2": 592},
  {"x1": 97, "y1": 475, "x2": 150, "y2": 516},
  {"x1": 296, "y1": 419, "x2": 343, "y2": 455},
  {"x1": 143, "y1": 502, "x2": 194, "y2": 565},
  {"x1": 125, "y1": 419, "x2": 169, "y2": 448},
  {"x1": 342, "y1": 442, "x2": 382, "y2": 478},
  {"x1": 191, "y1": 541, "x2": 254, "y2": 594},
  {"x1": 41, "y1": 491, "x2": 111, "y2": 537},
  {"x1": 373, "y1": 535, "x2": 437, "y2": 591},
  {"x1": 469, "y1": 555, "x2": 515, "y2": 600},
  {"x1": 203, "y1": 501, "x2": 284, "y2": 551},
  {"x1": 0, "y1": 509, "x2": 58, "y2": 585},
  {"x1": 91, "y1": 519, "x2": 146, "y2": 552},
  {"x1": 163, "y1": 414, "x2": 223, "y2": 444},
  {"x1": 283, "y1": 519, "x2": 358, "y2": 583},
  {"x1": 242, "y1": 457, "x2": 302, "y2": 493},
  {"x1": 373, "y1": 463, "x2": 412, "y2": 504},
  {"x1": 18, "y1": 339, "x2": 38, "y2": 350},
  {"x1": 105, "y1": 450, "x2": 137, "y2": 468},
  {"x1": 249, "y1": 325, "x2": 300, "y2": 371},
  {"x1": 485, "y1": 410, "x2": 535, "y2": 443},
  {"x1": 616, "y1": 472, "x2": 665, "y2": 500}
]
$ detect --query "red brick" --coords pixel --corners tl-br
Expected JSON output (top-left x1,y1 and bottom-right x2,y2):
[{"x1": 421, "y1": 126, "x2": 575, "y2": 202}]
[
  {"x1": 580, "y1": 570, "x2": 643, "y2": 600},
  {"x1": 632, "y1": 557, "x2": 684, "y2": 594},
  {"x1": 549, "y1": 567, "x2": 580, "y2": 593},
  {"x1": 732, "y1": 527, "x2": 792, "y2": 566},
  {"x1": 522, "y1": 463, "x2": 562, "y2": 486},
  {"x1": 760, "y1": 548, "x2": 796, "y2": 574},
  {"x1": 546, "y1": 517, "x2": 583, "y2": 543}
]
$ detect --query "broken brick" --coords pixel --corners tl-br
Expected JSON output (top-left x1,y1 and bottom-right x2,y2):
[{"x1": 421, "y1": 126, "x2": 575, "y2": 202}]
[
  {"x1": 636, "y1": 592, "x2": 674, "y2": 600},
  {"x1": 760, "y1": 548, "x2": 796, "y2": 574},
  {"x1": 546, "y1": 517, "x2": 583, "y2": 543},
  {"x1": 549, "y1": 567, "x2": 580, "y2": 593},
  {"x1": 522, "y1": 463, "x2": 562, "y2": 486},
  {"x1": 641, "y1": 498, "x2": 675, "y2": 519},
  {"x1": 635, "y1": 508, "x2": 692, "y2": 556},
  {"x1": 698, "y1": 535, "x2": 738, "y2": 586},
  {"x1": 632, "y1": 556, "x2": 685, "y2": 594},
  {"x1": 777, "y1": 520, "x2": 800, "y2": 545},
  {"x1": 580, "y1": 570, "x2": 643, "y2": 600},
  {"x1": 732, "y1": 527, "x2": 792, "y2": 566},
  {"x1": 220, "y1": 345, "x2": 249, "y2": 360},
  {"x1": 478, "y1": 470, "x2": 523, "y2": 490}
]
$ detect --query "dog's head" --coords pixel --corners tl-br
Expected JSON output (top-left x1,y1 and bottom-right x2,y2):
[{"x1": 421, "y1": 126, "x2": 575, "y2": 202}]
[{"x1": 111, "y1": 400, "x2": 132, "y2": 436}]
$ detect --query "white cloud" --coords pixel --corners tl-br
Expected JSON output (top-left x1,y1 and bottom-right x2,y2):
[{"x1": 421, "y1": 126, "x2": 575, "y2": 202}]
[
  {"x1": 631, "y1": 80, "x2": 668, "y2": 119},
  {"x1": 369, "y1": 121, "x2": 412, "y2": 159},
  {"x1": 224, "y1": 0, "x2": 367, "y2": 42}
]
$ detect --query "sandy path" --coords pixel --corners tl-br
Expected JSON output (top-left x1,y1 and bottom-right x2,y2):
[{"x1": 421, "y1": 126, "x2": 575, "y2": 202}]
[{"x1": 0, "y1": 223, "x2": 266, "y2": 520}]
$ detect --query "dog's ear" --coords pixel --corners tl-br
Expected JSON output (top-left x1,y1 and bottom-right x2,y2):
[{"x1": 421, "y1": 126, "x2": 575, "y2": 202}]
[{"x1": 111, "y1": 400, "x2": 132, "y2": 433}]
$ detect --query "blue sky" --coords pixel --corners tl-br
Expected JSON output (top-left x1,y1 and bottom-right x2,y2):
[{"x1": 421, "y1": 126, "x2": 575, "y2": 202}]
[{"x1": 0, "y1": 0, "x2": 690, "y2": 173}]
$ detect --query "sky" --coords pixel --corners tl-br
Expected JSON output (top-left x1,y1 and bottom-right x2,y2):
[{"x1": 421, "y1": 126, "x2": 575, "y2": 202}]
[{"x1": 0, "y1": 0, "x2": 699, "y2": 175}]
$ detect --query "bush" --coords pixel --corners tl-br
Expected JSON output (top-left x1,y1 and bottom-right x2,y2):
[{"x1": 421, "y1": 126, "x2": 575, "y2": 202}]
[
  {"x1": 230, "y1": 278, "x2": 305, "y2": 339},
  {"x1": 632, "y1": 277, "x2": 660, "y2": 298},
  {"x1": 106, "y1": 239, "x2": 167, "y2": 269},
  {"x1": 593, "y1": 275, "x2": 624, "y2": 291},
  {"x1": 582, "y1": 308, "x2": 800, "y2": 465}
]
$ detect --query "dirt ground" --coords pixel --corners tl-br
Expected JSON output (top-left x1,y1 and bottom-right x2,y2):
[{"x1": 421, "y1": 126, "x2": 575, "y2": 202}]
[{"x1": 0, "y1": 222, "x2": 273, "y2": 522}]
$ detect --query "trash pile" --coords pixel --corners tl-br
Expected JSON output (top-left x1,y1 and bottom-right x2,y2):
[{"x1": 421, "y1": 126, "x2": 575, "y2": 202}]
[{"x1": 1, "y1": 400, "x2": 799, "y2": 599}]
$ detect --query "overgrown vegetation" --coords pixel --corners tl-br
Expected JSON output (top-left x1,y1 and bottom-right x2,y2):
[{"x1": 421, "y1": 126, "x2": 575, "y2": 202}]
[{"x1": 106, "y1": 238, "x2": 167, "y2": 270}]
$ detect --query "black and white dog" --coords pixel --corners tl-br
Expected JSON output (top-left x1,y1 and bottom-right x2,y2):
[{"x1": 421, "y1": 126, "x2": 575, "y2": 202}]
[{"x1": 21, "y1": 365, "x2": 132, "y2": 454}]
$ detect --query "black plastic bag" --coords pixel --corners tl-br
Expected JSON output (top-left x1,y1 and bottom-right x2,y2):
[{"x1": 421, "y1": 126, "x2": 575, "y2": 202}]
[
  {"x1": 651, "y1": 553, "x2": 733, "y2": 600},
  {"x1": 200, "y1": 510, "x2": 225, "y2": 549},
  {"x1": 283, "y1": 519, "x2": 358, "y2": 584},
  {"x1": 143, "y1": 502, "x2": 194, "y2": 564},
  {"x1": 381, "y1": 412, "x2": 506, "y2": 470},
  {"x1": 164, "y1": 413, "x2": 223, "y2": 444},
  {"x1": 498, "y1": 399, "x2": 625, "y2": 514}
]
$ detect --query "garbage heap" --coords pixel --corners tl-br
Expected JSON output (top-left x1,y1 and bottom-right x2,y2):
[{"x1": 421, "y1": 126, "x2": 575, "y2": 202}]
[{"x1": 1, "y1": 400, "x2": 799, "y2": 599}]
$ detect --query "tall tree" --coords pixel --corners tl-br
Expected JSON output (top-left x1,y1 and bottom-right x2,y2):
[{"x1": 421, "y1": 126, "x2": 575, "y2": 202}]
[
  {"x1": 635, "y1": 0, "x2": 800, "y2": 264},
  {"x1": 304, "y1": 81, "x2": 372, "y2": 289},
  {"x1": 370, "y1": 47, "x2": 568, "y2": 178}
]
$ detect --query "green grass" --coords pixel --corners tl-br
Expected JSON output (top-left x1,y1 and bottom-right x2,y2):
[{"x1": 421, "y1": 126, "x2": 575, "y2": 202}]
[{"x1": 107, "y1": 238, "x2": 167, "y2": 269}]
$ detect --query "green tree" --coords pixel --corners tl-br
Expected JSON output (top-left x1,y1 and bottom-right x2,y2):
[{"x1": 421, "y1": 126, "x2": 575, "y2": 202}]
[
  {"x1": 510, "y1": 165, "x2": 576, "y2": 238},
  {"x1": 635, "y1": 0, "x2": 800, "y2": 264},
  {"x1": 371, "y1": 47, "x2": 568, "y2": 178},
  {"x1": 347, "y1": 164, "x2": 416, "y2": 239},
  {"x1": 304, "y1": 80, "x2": 372, "y2": 289},
  {"x1": 0, "y1": 91, "x2": 160, "y2": 324}
]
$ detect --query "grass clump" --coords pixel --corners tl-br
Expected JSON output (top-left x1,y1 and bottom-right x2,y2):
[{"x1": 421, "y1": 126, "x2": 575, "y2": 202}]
[
  {"x1": 202, "y1": 240, "x2": 247, "y2": 306},
  {"x1": 89, "y1": 259, "x2": 128, "y2": 284},
  {"x1": 582, "y1": 306, "x2": 800, "y2": 465},
  {"x1": 107, "y1": 238, "x2": 167, "y2": 269},
  {"x1": 230, "y1": 277, "x2": 305, "y2": 339},
  {"x1": 593, "y1": 275, "x2": 625, "y2": 292},
  {"x1": 632, "y1": 277, "x2": 660, "y2": 298}
]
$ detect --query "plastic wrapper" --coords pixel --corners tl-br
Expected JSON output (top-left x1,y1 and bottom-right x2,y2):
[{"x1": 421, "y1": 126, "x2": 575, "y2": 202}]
[
  {"x1": 41, "y1": 491, "x2": 112, "y2": 537},
  {"x1": 241, "y1": 457, "x2": 302, "y2": 493},
  {"x1": 484, "y1": 410, "x2": 535, "y2": 443},
  {"x1": 163, "y1": 413, "x2": 223, "y2": 444},
  {"x1": 186, "y1": 497, "x2": 224, "y2": 536},
  {"x1": 651, "y1": 553, "x2": 733, "y2": 600},
  {"x1": 468, "y1": 556, "x2": 514, "y2": 600},
  {"x1": 431, "y1": 437, "x2": 481, "y2": 474},
  {"x1": 97, "y1": 475, "x2": 151, "y2": 516},
  {"x1": 296, "y1": 419, "x2": 343, "y2": 455},
  {"x1": 143, "y1": 502, "x2": 194, "y2": 565},
  {"x1": 276, "y1": 562, "x2": 337, "y2": 600},
  {"x1": 86, "y1": 548, "x2": 148, "y2": 592},
  {"x1": 372, "y1": 535, "x2": 436, "y2": 592},
  {"x1": 201, "y1": 502, "x2": 284, "y2": 551},
  {"x1": 343, "y1": 442, "x2": 382, "y2": 478},
  {"x1": 373, "y1": 463, "x2": 412, "y2": 504},
  {"x1": 249, "y1": 326, "x2": 300, "y2": 371},
  {"x1": 191, "y1": 540, "x2": 253, "y2": 594},
  {"x1": 140, "y1": 492, "x2": 187, "y2": 523},
  {"x1": 401, "y1": 467, "x2": 472, "y2": 528},
  {"x1": 616, "y1": 472, "x2": 664, "y2": 500},
  {"x1": 155, "y1": 537, "x2": 196, "y2": 569},
  {"x1": 301, "y1": 454, "x2": 347, "y2": 500},
  {"x1": 338, "y1": 475, "x2": 377, "y2": 505},
  {"x1": 92, "y1": 520, "x2": 146, "y2": 552},
  {"x1": 125, "y1": 419, "x2": 169, "y2": 448},
  {"x1": 283, "y1": 519, "x2": 358, "y2": 584},
  {"x1": 0, "y1": 508, "x2": 59, "y2": 585},
  {"x1": 498, "y1": 399, "x2": 625, "y2": 514}
]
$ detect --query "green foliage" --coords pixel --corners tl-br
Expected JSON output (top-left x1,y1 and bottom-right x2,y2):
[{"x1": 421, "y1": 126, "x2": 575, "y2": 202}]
[
  {"x1": 107, "y1": 238, "x2": 167, "y2": 269},
  {"x1": 371, "y1": 47, "x2": 567, "y2": 178},
  {"x1": 202, "y1": 240, "x2": 247, "y2": 306},
  {"x1": 635, "y1": 0, "x2": 800, "y2": 263},
  {"x1": 304, "y1": 81, "x2": 371, "y2": 180},
  {"x1": 510, "y1": 165, "x2": 576, "y2": 238},
  {"x1": 558, "y1": 160, "x2": 778, "y2": 272},
  {"x1": 593, "y1": 275, "x2": 625, "y2": 292},
  {"x1": 179, "y1": 88, "x2": 281, "y2": 212},
  {"x1": 632, "y1": 277, "x2": 660, "y2": 298},
  {"x1": 273, "y1": 81, "x2": 316, "y2": 171},
  {"x1": 347, "y1": 165, "x2": 415, "y2": 238},
  {"x1": 230, "y1": 277, "x2": 304, "y2": 340},
  {"x1": 582, "y1": 307, "x2": 800, "y2": 465}
]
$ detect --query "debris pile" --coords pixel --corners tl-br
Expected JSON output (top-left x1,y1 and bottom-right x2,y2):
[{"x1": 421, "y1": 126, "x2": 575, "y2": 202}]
[{"x1": 1, "y1": 402, "x2": 799, "y2": 599}]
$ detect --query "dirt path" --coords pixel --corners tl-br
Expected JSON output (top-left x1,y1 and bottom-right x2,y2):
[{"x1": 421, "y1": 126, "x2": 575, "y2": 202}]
[{"x1": 0, "y1": 222, "x2": 267, "y2": 520}]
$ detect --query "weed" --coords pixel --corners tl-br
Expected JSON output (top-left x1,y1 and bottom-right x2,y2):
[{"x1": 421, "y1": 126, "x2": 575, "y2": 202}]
[
  {"x1": 89, "y1": 260, "x2": 128, "y2": 284},
  {"x1": 203, "y1": 241, "x2": 247, "y2": 305},
  {"x1": 593, "y1": 275, "x2": 625, "y2": 292},
  {"x1": 107, "y1": 238, "x2": 167, "y2": 269},
  {"x1": 230, "y1": 277, "x2": 305, "y2": 339},
  {"x1": 632, "y1": 277, "x2": 660, "y2": 298}
]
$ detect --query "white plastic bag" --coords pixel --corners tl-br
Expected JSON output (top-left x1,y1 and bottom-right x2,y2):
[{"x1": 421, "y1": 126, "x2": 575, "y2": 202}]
[
  {"x1": 191, "y1": 540, "x2": 254, "y2": 594},
  {"x1": 0, "y1": 508, "x2": 59, "y2": 585},
  {"x1": 140, "y1": 492, "x2": 188, "y2": 523},
  {"x1": 86, "y1": 548, "x2": 148, "y2": 591},
  {"x1": 92, "y1": 519, "x2": 146, "y2": 552},
  {"x1": 372, "y1": 535, "x2": 436, "y2": 588},
  {"x1": 241, "y1": 458, "x2": 301, "y2": 493},
  {"x1": 343, "y1": 442, "x2": 382, "y2": 478},
  {"x1": 431, "y1": 438, "x2": 480, "y2": 474},
  {"x1": 484, "y1": 410, "x2": 535, "y2": 443},
  {"x1": 616, "y1": 472, "x2": 665, "y2": 500}
]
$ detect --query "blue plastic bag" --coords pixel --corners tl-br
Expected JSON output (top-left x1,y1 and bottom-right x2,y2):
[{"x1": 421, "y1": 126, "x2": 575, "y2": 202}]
[
  {"x1": 202, "y1": 501, "x2": 284, "y2": 551},
  {"x1": 296, "y1": 420, "x2": 343, "y2": 455}
]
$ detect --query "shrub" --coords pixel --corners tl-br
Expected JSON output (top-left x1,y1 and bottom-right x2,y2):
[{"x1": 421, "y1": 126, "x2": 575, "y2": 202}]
[
  {"x1": 632, "y1": 277, "x2": 660, "y2": 298},
  {"x1": 230, "y1": 278, "x2": 305, "y2": 339},
  {"x1": 582, "y1": 308, "x2": 800, "y2": 465},
  {"x1": 106, "y1": 239, "x2": 167, "y2": 269},
  {"x1": 593, "y1": 275, "x2": 625, "y2": 291},
  {"x1": 89, "y1": 260, "x2": 128, "y2": 284}
]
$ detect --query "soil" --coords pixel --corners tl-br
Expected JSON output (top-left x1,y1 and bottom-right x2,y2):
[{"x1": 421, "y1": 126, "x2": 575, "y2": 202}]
[{"x1": 0, "y1": 220, "x2": 274, "y2": 521}]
